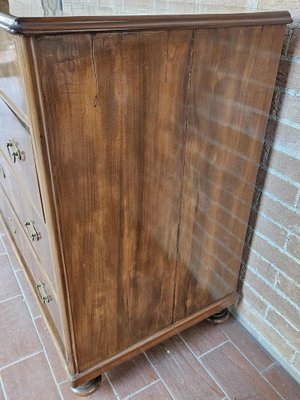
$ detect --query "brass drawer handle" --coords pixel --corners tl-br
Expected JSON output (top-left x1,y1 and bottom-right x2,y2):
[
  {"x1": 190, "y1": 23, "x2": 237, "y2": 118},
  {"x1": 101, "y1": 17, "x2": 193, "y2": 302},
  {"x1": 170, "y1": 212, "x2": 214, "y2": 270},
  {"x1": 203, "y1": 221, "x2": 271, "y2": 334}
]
[
  {"x1": 0, "y1": 164, "x2": 5, "y2": 178},
  {"x1": 6, "y1": 138, "x2": 22, "y2": 163},
  {"x1": 36, "y1": 280, "x2": 51, "y2": 304},
  {"x1": 25, "y1": 220, "x2": 41, "y2": 241}
]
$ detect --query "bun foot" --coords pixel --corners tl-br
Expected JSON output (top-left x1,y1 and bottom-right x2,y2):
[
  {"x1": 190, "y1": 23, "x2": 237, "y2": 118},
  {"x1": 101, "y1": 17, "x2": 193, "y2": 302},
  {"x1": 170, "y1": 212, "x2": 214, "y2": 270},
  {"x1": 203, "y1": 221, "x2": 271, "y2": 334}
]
[
  {"x1": 71, "y1": 376, "x2": 102, "y2": 397},
  {"x1": 207, "y1": 308, "x2": 229, "y2": 325}
]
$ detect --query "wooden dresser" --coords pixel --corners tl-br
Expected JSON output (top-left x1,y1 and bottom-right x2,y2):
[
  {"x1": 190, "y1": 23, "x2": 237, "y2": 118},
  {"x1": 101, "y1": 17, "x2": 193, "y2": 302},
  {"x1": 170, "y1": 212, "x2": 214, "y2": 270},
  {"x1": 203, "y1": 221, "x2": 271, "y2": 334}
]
[{"x1": 0, "y1": 1, "x2": 291, "y2": 396}]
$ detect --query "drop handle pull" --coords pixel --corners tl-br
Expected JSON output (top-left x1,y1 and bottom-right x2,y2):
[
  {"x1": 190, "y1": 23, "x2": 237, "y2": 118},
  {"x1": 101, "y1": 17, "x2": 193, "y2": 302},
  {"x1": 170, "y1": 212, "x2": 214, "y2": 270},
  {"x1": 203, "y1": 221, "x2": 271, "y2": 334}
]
[
  {"x1": 6, "y1": 138, "x2": 22, "y2": 163},
  {"x1": 36, "y1": 280, "x2": 51, "y2": 304},
  {"x1": 25, "y1": 220, "x2": 41, "y2": 241}
]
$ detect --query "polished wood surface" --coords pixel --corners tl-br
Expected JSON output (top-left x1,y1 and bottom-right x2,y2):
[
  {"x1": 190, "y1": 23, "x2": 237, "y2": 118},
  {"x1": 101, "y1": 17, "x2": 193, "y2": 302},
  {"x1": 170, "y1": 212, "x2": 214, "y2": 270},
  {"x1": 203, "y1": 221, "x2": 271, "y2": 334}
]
[
  {"x1": 3, "y1": 12, "x2": 294, "y2": 35},
  {"x1": 0, "y1": 188, "x2": 62, "y2": 338},
  {"x1": 0, "y1": 7, "x2": 289, "y2": 392},
  {"x1": 0, "y1": 150, "x2": 57, "y2": 291},
  {"x1": 0, "y1": 30, "x2": 27, "y2": 114},
  {"x1": 0, "y1": 98, "x2": 43, "y2": 218},
  {"x1": 32, "y1": 23, "x2": 285, "y2": 374}
]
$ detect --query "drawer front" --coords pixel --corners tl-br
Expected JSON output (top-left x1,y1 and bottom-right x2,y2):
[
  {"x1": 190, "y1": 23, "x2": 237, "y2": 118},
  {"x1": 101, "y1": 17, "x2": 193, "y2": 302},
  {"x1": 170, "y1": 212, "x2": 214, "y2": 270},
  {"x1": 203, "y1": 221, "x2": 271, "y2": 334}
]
[
  {"x1": 0, "y1": 30, "x2": 27, "y2": 115},
  {"x1": 0, "y1": 189, "x2": 62, "y2": 338},
  {"x1": 0, "y1": 155, "x2": 56, "y2": 291},
  {"x1": 0, "y1": 98, "x2": 44, "y2": 220}
]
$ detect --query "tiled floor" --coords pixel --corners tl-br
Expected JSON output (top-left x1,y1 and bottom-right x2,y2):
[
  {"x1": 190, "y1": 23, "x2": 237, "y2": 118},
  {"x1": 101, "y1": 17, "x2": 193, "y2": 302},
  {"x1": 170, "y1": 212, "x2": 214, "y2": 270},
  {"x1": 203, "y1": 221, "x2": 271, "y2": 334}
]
[{"x1": 1, "y1": 231, "x2": 300, "y2": 400}]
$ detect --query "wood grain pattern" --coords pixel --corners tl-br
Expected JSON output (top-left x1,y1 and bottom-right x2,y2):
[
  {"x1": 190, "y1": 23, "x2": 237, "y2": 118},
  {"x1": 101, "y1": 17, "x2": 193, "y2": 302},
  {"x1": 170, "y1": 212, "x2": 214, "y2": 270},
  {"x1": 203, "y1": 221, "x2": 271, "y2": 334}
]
[
  {"x1": 31, "y1": 23, "x2": 285, "y2": 378},
  {"x1": 34, "y1": 30, "x2": 194, "y2": 371},
  {"x1": 0, "y1": 150, "x2": 57, "y2": 291},
  {"x1": 0, "y1": 98, "x2": 43, "y2": 219},
  {"x1": 0, "y1": 12, "x2": 288, "y2": 391},
  {"x1": 0, "y1": 30, "x2": 27, "y2": 114},
  {"x1": 173, "y1": 25, "x2": 286, "y2": 320},
  {"x1": 0, "y1": 189, "x2": 63, "y2": 340}
]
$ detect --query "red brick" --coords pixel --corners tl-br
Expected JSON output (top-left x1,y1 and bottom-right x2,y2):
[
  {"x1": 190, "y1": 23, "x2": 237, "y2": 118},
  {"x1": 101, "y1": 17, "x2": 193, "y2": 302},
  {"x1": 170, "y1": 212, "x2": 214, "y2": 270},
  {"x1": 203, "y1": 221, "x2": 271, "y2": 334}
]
[
  {"x1": 247, "y1": 248, "x2": 277, "y2": 284},
  {"x1": 276, "y1": 273, "x2": 300, "y2": 307},
  {"x1": 251, "y1": 234, "x2": 300, "y2": 281},
  {"x1": 287, "y1": 233, "x2": 300, "y2": 259},
  {"x1": 243, "y1": 268, "x2": 300, "y2": 330},
  {"x1": 289, "y1": 29, "x2": 300, "y2": 57},
  {"x1": 235, "y1": 303, "x2": 294, "y2": 361},
  {"x1": 269, "y1": 149, "x2": 300, "y2": 183},
  {"x1": 253, "y1": 214, "x2": 287, "y2": 248},
  {"x1": 241, "y1": 284, "x2": 269, "y2": 315},
  {"x1": 259, "y1": 195, "x2": 300, "y2": 232},
  {"x1": 278, "y1": 93, "x2": 300, "y2": 125},
  {"x1": 263, "y1": 170, "x2": 299, "y2": 206},
  {"x1": 267, "y1": 308, "x2": 300, "y2": 348},
  {"x1": 277, "y1": 60, "x2": 300, "y2": 91}
]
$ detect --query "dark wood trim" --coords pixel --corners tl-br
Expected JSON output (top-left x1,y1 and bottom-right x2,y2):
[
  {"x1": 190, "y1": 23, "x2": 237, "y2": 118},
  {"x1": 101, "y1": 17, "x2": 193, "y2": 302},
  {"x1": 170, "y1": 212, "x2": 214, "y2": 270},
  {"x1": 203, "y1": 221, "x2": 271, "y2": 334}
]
[
  {"x1": 71, "y1": 292, "x2": 239, "y2": 387},
  {"x1": 0, "y1": 11, "x2": 292, "y2": 35}
]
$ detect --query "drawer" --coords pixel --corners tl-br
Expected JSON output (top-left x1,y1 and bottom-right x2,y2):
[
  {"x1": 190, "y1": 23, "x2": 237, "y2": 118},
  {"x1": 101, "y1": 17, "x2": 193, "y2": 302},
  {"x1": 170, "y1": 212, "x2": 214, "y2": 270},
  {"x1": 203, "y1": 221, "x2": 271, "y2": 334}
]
[
  {"x1": 0, "y1": 189, "x2": 62, "y2": 339},
  {"x1": 0, "y1": 98, "x2": 44, "y2": 220},
  {"x1": 0, "y1": 157, "x2": 56, "y2": 291},
  {"x1": 0, "y1": 30, "x2": 27, "y2": 116}
]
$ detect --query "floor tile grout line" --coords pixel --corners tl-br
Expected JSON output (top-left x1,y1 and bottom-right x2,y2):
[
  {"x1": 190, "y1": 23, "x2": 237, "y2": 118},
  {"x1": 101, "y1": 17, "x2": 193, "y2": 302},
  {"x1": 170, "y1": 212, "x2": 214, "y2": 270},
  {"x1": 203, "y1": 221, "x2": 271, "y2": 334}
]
[
  {"x1": 143, "y1": 352, "x2": 176, "y2": 400},
  {"x1": 178, "y1": 334, "x2": 228, "y2": 399},
  {"x1": 0, "y1": 374, "x2": 8, "y2": 400},
  {"x1": 125, "y1": 378, "x2": 161, "y2": 399},
  {"x1": 260, "y1": 361, "x2": 279, "y2": 375},
  {"x1": 105, "y1": 372, "x2": 121, "y2": 400},
  {"x1": 0, "y1": 350, "x2": 44, "y2": 372},
  {"x1": 219, "y1": 320, "x2": 276, "y2": 370},
  {"x1": 31, "y1": 315, "x2": 65, "y2": 399},
  {"x1": 12, "y1": 261, "x2": 65, "y2": 400},
  {"x1": 0, "y1": 237, "x2": 20, "y2": 272},
  {"x1": 227, "y1": 339, "x2": 286, "y2": 400},
  {"x1": 196, "y1": 339, "x2": 230, "y2": 360},
  {"x1": 0, "y1": 293, "x2": 23, "y2": 304}
]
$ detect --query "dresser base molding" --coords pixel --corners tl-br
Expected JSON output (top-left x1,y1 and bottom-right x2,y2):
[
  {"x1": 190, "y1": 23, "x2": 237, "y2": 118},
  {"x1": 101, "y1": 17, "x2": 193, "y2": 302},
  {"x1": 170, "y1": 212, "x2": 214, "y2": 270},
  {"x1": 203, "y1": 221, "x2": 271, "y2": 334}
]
[
  {"x1": 71, "y1": 292, "x2": 238, "y2": 389},
  {"x1": 71, "y1": 376, "x2": 102, "y2": 397}
]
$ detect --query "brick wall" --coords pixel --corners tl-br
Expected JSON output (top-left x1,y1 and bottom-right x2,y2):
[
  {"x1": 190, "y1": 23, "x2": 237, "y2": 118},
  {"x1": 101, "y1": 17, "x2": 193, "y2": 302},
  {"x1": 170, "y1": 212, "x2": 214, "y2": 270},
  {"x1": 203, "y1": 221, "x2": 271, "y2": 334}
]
[{"x1": 233, "y1": 11, "x2": 300, "y2": 383}]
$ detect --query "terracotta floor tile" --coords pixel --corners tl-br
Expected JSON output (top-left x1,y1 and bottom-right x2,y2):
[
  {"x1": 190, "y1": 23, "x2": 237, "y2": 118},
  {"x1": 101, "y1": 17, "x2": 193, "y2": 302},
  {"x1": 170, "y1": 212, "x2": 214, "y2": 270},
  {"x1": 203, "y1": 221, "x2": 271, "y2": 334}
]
[
  {"x1": 1, "y1": 352, "x2": 60, "y2": 400},
  {"x1": 0, "y1": 296, "x2": 41, "y2": 368},
  {"x1": 146, "y1": 335, "x2": 225, "y2": 400},
  {"x1": 60, "y1": 375, "x2": 117, "y2": 399},
  {"x1": 0, "y1": 254, "x2": 20, "y2": 302},
  {"x1": 220, "y1": 316, "x2": 274, "y2": 371},
  {"x1": 15, "y1": 269, "x2": 41, "y2": 318},
  {"x1": 180, "y1": 320, "x2": 227, "y2": 357},
  {"x1": 1, "y1": 236, "x2": 21, "y2": 271},
  {"x1": 35, "y1": 316, "x2": 69, "y2": 384},
  {"x1": 202, "y1": 342, "x2": 282, "y2": 400},
  {"x1": 107, "y1": 353, "x2": 158, "y2": 399},
  {"x1": 263, "y1": 364, "x2": 300, "y2": 400},
  {"x1": 129, "y1": 381, "x2": 172, "y2": 399}
]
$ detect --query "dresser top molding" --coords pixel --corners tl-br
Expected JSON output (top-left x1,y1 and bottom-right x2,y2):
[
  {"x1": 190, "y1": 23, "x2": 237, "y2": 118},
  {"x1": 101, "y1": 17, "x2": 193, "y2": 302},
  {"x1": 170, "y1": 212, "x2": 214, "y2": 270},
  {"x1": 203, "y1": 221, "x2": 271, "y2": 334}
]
[{"x1": 0, "y1": 0, "x2": 292, "y2": 36}]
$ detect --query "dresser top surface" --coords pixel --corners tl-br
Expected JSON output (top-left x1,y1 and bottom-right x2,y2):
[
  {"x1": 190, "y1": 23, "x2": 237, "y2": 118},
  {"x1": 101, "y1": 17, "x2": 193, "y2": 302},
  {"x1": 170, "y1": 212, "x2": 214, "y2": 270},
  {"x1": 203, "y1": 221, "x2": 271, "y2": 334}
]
[{"x1": 0, "y1": 0, "x2": 292, "y2": 35}]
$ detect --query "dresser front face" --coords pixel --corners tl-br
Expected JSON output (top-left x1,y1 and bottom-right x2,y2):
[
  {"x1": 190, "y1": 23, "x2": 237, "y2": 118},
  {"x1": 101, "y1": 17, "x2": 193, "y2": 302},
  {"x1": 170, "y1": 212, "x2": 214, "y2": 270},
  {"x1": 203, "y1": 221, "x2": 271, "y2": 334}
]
[
  {"x1": 31, "y1": 24, "x2": 285, "y2": 371},
  {"x1": 0, "y1": 30, "x2": 64, "y2": 348}
]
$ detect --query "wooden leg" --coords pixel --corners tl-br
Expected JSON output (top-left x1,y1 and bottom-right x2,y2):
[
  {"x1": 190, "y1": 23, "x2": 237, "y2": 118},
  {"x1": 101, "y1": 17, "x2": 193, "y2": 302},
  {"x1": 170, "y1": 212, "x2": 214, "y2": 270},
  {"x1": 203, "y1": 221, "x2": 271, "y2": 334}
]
[
  {"x1": 206, "y1": 308, "x2": 229, "y2": 325},
  {"x1": 70, "y1": 376, "x2": 102, "y2": 397}
]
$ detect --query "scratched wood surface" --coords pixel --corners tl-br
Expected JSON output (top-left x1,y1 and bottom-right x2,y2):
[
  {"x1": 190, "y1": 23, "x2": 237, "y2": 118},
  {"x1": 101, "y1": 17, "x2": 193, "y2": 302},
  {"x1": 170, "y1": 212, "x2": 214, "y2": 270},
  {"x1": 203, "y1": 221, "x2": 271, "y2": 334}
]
[{"x1": 33, "y1": 25, "x2": 284, "y2": 372}]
